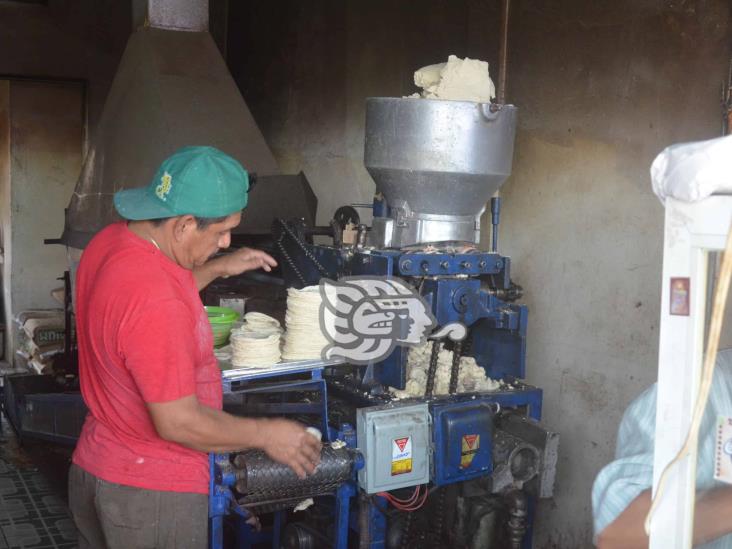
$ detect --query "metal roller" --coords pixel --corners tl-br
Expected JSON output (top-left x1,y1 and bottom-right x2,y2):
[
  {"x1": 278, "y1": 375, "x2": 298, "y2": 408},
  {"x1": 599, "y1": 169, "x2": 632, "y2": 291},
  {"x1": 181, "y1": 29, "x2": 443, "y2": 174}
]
[
  {"x1": 239, "y1": 491, "x2": 334, "y2": 515},
  {"x1": 233, "y1": 446, "x2": 358, "y2": 504}
]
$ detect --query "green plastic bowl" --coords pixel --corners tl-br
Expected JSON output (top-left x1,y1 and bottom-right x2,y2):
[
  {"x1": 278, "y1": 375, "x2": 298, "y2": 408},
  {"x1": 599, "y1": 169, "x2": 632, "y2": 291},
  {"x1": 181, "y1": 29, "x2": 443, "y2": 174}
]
[{"x1": 205, "y1": 306, "x2": 240, "y2": 347}]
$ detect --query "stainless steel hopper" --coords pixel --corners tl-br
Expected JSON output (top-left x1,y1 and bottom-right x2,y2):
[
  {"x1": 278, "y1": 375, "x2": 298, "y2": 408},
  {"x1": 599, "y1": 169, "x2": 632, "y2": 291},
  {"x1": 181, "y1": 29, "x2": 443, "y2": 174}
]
[{"x1": 364, "y1": 97, "x2": 517, "y2": 248}]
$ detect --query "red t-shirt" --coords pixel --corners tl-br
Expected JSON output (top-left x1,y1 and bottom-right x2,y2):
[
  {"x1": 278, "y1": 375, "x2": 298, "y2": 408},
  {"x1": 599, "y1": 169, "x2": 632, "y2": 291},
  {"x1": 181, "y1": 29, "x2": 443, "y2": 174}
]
[{"x1": 72, "y1": 222, "x2": 222, "y2": 494}]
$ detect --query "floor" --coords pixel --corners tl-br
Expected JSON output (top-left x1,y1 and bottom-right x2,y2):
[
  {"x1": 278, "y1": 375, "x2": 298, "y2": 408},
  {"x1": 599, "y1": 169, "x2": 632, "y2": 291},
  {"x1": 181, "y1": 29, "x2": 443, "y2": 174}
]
[{"x1": 0, "y1": 415, "x2": 77, "y2": 548}]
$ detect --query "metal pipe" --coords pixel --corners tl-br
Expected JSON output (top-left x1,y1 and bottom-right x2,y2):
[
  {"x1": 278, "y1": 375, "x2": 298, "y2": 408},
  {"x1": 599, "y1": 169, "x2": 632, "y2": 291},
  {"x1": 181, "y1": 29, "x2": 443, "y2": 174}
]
[
  {"x1": 724, "y1": 58, "x2": 732, "y2": 136},
  {"x1": 505, "y1": 489, "x2": 528, "y2": 549},
  {"x1": 491, "y1": 197, "x2": 501, "y2": 253},
  {"x1": 146, "y1": 0, "x2": 209, "y2": 31},
  {"x1": 497, "y1": 0, "x2": 511, "y2": 104}
]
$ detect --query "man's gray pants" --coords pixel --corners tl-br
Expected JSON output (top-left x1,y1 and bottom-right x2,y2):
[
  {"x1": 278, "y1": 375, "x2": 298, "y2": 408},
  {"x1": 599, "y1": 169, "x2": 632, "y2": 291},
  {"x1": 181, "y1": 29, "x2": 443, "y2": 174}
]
[{"x1": 68, "y1": 464, "x2": 208, "y2": 549}]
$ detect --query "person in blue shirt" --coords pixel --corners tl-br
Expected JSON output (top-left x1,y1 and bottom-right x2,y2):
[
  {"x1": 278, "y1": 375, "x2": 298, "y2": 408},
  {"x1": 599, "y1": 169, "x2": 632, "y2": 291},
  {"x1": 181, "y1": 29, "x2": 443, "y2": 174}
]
[{"x1": 592, "y1": 348, "x2": 732, "y2": 548}]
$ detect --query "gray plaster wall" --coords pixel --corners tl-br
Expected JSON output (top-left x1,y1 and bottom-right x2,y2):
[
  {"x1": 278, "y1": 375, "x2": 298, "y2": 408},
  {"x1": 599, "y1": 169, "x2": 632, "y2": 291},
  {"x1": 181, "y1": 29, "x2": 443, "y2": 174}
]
[
  {"x1": 229, "y1": 1, "x2": 732, "y2": 546},
  {"x1": 228, "y1": 0, "x2": 502, "y2": 226},
  {"x1": 497, "y1": 2, "x2": 729, "y2": 546}
]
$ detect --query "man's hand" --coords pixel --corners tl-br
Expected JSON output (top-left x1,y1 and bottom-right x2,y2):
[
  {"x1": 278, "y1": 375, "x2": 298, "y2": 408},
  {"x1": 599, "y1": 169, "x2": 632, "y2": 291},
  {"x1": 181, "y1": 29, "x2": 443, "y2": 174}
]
[
  {"x1": 193, "y1": 247, "x2": 277, "y2": 290},
  {"x1": 218, "y1": 247, "x2": 277, "y2": 277},
  {"x1": 597, "y1": 487, "x2": 732, "y2": 548},
  {"x1": 258, "y1": 418, "x2": 323, "y2": 479},
  {"x1": 147, "y1": 396, "x2": 322, "y2": 479}
]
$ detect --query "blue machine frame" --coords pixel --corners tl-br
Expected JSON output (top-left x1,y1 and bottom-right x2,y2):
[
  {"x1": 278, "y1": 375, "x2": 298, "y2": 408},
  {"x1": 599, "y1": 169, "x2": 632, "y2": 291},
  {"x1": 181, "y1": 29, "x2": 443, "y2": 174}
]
[
  {"x1": 209, "y1": 359, "x2": 542, "y2": 549},
  {"x1": 214, "y1": 215, "x2": 546, "y2": 548},
  {"x1": 277, "y1": 240, "x2": 529, "y2": 388},
  {"x1": 210, "y1": 360, "x2": 363, "y2": 549}
]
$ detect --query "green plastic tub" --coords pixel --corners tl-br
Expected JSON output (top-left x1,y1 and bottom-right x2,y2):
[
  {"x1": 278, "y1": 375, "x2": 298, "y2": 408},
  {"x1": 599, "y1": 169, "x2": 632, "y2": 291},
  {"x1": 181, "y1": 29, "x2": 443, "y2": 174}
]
[{"x1": 205, "y1": 306, "x2": 240, "y2": 347}]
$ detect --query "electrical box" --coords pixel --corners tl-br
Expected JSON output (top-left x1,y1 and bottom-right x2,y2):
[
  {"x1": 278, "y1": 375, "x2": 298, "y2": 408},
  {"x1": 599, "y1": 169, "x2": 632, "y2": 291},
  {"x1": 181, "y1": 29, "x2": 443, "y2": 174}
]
[
  {"x1": 356, "y1": 403, "x2": 430, "y2": 494},
  {"x1": 431, "y1": 401, "x2": 493, "y2": 486}
]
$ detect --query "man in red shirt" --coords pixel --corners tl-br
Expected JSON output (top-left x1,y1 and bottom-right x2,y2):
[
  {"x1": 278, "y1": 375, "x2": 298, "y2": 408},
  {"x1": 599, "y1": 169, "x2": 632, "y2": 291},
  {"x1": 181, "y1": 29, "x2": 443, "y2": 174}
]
[{"x1": 69, "y1": 146, "x2": 322, "y2": 548}]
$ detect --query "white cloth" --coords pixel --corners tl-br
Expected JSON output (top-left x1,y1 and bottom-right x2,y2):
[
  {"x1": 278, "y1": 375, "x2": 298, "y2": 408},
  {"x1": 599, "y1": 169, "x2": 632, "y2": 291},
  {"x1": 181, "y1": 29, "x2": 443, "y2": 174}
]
[{"x1": 651, "y1": 135, "x2": 732, "y2": 204}]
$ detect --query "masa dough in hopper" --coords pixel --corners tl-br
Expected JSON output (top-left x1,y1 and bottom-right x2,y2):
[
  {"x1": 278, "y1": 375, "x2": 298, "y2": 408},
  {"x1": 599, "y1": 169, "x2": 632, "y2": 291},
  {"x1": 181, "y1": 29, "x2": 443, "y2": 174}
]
[{"x1": 412, "y1": 55, "x2": 496, "y2": 103}]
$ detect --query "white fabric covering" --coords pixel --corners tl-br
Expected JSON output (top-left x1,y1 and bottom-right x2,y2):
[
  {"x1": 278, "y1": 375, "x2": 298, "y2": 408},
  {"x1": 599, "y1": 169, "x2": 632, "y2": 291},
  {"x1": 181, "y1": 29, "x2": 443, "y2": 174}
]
[{"x1": 651, "y1": 135, "x2": 732, "y2": 204}]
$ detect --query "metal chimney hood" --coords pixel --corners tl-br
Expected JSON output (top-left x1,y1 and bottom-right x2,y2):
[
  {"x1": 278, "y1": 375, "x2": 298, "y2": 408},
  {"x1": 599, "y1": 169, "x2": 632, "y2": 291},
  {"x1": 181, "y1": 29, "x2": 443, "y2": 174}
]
[{"x1": 62, "y1": 0, "x2": 296, "y2": 248}]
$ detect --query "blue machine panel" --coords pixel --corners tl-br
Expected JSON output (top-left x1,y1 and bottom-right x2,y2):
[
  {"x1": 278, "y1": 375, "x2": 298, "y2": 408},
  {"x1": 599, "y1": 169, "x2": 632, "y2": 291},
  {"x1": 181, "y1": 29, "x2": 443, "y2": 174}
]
[
  {"x1": 471, "y1": 307, "x2": 528, "y2": 380},
  {"x1": 431, "y1": 401, "x2": 493, "y2": 486}
]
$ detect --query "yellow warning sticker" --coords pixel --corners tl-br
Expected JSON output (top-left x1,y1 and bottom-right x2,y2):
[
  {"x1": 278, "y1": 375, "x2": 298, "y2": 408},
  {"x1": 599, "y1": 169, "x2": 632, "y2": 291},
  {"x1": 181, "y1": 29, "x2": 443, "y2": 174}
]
[
  {"x1": 391, "y1": 458, "x2": 413, "y2": 475},
  {"x1": 392, "y1": 436, "x2": 413, "y2": 476},
  {"x1": 460, "y1": 434, "x2": 480, "y2": 468}
]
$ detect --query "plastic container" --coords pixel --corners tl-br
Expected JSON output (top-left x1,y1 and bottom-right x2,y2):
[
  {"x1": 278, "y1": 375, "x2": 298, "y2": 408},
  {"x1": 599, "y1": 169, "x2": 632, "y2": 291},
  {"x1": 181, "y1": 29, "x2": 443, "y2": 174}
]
[{"x1": 205, "y1": 306, "x2": 240, "y2": 347}]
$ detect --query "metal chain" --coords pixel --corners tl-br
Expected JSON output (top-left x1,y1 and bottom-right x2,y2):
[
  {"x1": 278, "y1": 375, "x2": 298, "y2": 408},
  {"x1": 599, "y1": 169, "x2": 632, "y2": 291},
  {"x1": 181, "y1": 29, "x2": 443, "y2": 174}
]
[
  {"x1": 400, "y1": 510, "x2": 414, "y2": 549},
  {"x1": 425, "y1": 339, "x2": 440, "y2": 398},
  {"x1": 431, "y1": 488, "x2": 446, "y2": 549},
  {"x1": 275, "y1": 238, "x2": 307, "y2": 287},
  {"x1": 276, "y1": 218, "x2": 330, "y2": 277},
  {"x1": 448, "y1": 341, "x2": 463, "y2": 395}
]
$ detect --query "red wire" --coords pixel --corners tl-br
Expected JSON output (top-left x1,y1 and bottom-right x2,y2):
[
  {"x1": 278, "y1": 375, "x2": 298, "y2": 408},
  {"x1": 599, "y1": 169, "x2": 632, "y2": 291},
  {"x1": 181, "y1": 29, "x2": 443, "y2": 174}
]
[
  {"x1": 377, "y1": 485, "x2": 420, "y2": 505},
  {"x1": 394, "y1": 486, "x2": 429, "y2": 511},
  {"x1": 377, "y1": 485, "x2": 430, "y2": 512}
]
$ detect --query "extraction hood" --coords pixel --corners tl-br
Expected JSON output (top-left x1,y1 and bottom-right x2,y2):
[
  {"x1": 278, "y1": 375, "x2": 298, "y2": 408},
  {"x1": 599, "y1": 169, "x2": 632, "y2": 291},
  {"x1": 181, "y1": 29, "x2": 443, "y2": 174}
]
[{"x1": 61, "y1": 1, "x2": 315, "y2": 248}]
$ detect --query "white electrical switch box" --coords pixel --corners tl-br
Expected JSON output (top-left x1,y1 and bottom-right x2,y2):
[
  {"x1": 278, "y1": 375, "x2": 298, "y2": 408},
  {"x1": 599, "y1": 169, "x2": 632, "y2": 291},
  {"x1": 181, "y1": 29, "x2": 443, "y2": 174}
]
[{"x1": 356, "y1": 403, "x2": 430, "y2": 493}]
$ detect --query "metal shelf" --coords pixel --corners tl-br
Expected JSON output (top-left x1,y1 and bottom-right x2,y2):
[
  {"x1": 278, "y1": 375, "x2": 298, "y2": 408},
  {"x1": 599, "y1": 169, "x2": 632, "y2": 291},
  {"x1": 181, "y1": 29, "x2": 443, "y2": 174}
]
[{"x1": 220, "y1": 357, "x2": 346, "y2": 389}]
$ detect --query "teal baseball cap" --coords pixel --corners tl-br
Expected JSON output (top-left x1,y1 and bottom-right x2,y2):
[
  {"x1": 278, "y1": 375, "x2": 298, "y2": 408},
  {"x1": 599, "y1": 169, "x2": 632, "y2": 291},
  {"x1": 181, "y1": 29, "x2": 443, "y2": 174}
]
[{"x1": 113, "y1": 146, "x2": 249, "y2": 220}]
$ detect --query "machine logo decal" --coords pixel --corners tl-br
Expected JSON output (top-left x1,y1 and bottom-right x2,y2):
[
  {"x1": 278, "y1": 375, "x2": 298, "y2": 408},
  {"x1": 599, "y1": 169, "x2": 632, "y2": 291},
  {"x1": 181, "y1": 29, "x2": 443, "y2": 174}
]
[
  {"x1": 461, "y1": 434, "x2": 480, "y2": 468},
  {"x1": 319, "y1": 276, "x2": 466, "y2": 364},
  {"x1": 155, "y1": 171, "x2": 173, "y2": 201},
  {"x1": 392, "y1": 436, "x2": 413, "y2": 476}
]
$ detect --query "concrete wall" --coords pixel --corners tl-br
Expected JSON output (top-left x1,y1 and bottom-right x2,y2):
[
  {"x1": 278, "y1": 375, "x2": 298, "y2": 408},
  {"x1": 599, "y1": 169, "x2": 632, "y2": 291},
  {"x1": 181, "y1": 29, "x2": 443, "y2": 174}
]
[
  {"x1": 0, "y1": 1, "x2": 129, "y2": 362},
  {"x1": 228, "y1": 0, "x2": 502, "y2": 226},
  {"x1": 228, "y1": 1, "x2": 731, "y2": 546},
  {"x1": 0, "y1": 0, "x2": 130, "y2": 140},
  {"x1": 498, "y1": 2, "x2": 729, "y2": 545},
  {"x1": 1, "y1": 80, "x2": 85, "y2": 361}
]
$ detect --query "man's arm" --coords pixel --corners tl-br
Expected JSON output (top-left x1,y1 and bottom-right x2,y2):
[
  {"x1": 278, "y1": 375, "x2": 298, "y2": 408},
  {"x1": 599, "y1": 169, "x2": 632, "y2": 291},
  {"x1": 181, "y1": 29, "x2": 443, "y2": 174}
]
[
  {"x1": 597, "y1": 487, "x2": 732, "y2": 549},
  {"x1": 193, "y1": 247, "x2": 277, "y2": 291},
  {"x1": 147, "y1": 395, "x2": 321, "y2": 479}
]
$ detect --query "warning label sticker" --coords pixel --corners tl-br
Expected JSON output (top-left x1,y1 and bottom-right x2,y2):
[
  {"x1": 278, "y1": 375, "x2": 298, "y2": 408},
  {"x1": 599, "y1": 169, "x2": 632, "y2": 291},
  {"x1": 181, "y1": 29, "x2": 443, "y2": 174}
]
[
  {"x1": 460, "y1": 434, "x2": 480, "y2": 468},
  {"x1": 391, "y1": 436, "x2": 412, "y2": 476}
]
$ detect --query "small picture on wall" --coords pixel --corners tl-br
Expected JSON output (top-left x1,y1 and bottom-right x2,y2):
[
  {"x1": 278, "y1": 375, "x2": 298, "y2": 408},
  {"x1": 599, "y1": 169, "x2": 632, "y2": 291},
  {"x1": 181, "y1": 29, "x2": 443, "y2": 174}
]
[{"x1": 670, "y1": 277, "x2": 690, "y2": 316}]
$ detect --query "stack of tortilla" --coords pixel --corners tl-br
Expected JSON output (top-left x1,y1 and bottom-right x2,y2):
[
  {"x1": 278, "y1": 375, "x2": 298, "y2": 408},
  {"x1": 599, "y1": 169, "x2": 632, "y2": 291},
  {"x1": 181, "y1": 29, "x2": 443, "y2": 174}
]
[
  {"x1": 281, "y1": 286, "x2": 329, "y2": 360},
  {"x1": 230, "y1": 312, "x2": 282, "y2": 367}
]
